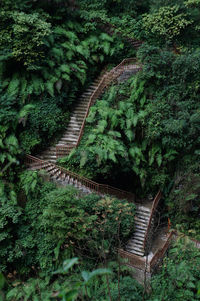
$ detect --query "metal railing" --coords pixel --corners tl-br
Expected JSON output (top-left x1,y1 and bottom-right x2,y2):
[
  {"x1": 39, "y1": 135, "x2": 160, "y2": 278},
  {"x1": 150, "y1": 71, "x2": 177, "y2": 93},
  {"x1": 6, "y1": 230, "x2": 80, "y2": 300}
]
[
  {"x1": 143, "y1": 190, "x2": 162, "y2": 252},
  {"x1": 118, "y1": 248, "x2": 146, "y2": 270},
  {"x1": 118, "y1": 230, "x2": 174, "y2": 273},
  {"x1": 25, "y1": 154, "x2": 135, "y2": 201},
  {"x1": 149, "y1": 231, "x2": 174, "y2": 272}
]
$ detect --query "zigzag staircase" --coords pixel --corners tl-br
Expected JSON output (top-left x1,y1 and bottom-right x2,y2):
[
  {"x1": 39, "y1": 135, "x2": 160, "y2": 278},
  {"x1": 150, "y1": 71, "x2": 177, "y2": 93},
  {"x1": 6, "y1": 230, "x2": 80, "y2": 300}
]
[{"x1": 26, "y1": 58, "x2": 166, "y2": 270}]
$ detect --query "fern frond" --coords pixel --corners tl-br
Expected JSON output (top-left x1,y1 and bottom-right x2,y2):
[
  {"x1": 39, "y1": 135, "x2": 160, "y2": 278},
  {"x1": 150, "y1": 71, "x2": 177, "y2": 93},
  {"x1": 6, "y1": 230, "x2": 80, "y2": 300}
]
[
  {"x1": 45, "y1": 81, "x2": 54, "y2": 96},
  {"x1": 7, "y1": 74, "x2": 20, "y2": 96}
]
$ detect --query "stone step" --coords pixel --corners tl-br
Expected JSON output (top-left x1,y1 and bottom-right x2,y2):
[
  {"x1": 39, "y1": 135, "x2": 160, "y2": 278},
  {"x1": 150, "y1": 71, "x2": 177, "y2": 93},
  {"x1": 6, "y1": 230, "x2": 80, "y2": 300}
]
[
  {"x1": 65, "y1": 125, "x2": 81, "y2": 130},
  {"x1": 136, "y1": 214, "x2": 151, "y2": 220},
  {"x1": 134, "y1": 226, "x2": 146, "y2": 233},
  {"x1": 73, "y1": 108, "x2": 87, "y2": 113},
  {"x1": 134, "y1": 231, "x2": 145, "y2": 238},
  {"x1": 62, "y1": 133, "x2": 79, "y2": 138},
  {"x1": 136, "y1": 211, "x2": 151, "y2": 218},
  {"x1": 135, "y1": 219, "x2": 148, "y2": 228},
  {"x1": 48, "y1": 168, "x2": 60, "y2": 176},
  {"x1": 136, "y1": 205, "x2": 151, "y2": 213},
  {"x1": 64, "y1": 127, "x2": 80, "y2": 132},
  {"x1": 70, "y1": 114, "x2": 84, "y2": 118},
  {"x1": 73, "y1": 111, "x2": 86, "y2": 116},
  {"x1": 126, "y1": 248, "x2": 144, "y2": 256},
  {"x1": 75, "y1": 104, "x2": 89, "y2": 110},
  {"x1": 70, "y1": 116, "x2": 84, "y2": 121},
  {"x1": 126, "y1": 244, "x2": 144, "y2": 252},
  {"x1": 40, "y1": 154, "x2": 57, "y2": 159},
  {"x1": 128, "y1": 240, "x2": 144, "y2": 247},
  {"x1": 127, "y1": 243, "x2": 144, "y2": 251}
]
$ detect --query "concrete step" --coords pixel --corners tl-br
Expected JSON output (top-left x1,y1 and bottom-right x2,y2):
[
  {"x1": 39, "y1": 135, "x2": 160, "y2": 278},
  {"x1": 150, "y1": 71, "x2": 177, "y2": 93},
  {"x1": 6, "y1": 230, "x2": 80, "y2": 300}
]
[
  {"x1": 73, "y1": 108, "x2": 87, "y2": 113},
  {"x1": 59, "y1": 138, "x2": 77, "y2": 142},
  {"x1": 134, "y1": 226, "x2": 146, "y2": 233},
  {"x1": 75, "y1": 104, "x2": 89, "y2": 110},
  {"x1": 135, "y1": 215, "x2": 149, "y2": 222},
  {"x1": 126, "y1": 248, "x2": 144, "y2": 256},
  {"x1": 134, "y1": 232, "x2": 145, "y2": 238},
  {"x1": 128, "y1": 240, "x2": 144, "y2": 247},
  {"x1": 69, "y1": 116, "x2": 84, "y2": 121},
  {"x1": 126, "y1": 243, "x2": 144, "y2": 252},
  {"x1": 135, "y1": 219, "x2": 148, "y2": 229},
  {"x1": 62, "y1": 133, "x2": 79, "y2": 139},
  {"x1": 136, "y1": 211, "x2": 151, "y2": 217}
]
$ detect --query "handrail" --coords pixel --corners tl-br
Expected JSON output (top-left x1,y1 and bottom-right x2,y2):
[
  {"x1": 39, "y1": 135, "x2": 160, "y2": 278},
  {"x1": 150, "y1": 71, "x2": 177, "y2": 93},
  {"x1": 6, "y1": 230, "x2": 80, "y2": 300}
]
[
  {"x1": 76, "y1": 58, "x2": 141, "y2": 146},
  {"x1": 118, "y1": 231, "x2": 174, "y2": 272},
  {"x1": 143, "y1": 190, "x2": 162, "y2": 252},
  {"x1": 149, "y1": 231, "x2": 174, "y2": 272},
  {"x1": 25, "y1": 154, "x2": 135, "y2": 201}
]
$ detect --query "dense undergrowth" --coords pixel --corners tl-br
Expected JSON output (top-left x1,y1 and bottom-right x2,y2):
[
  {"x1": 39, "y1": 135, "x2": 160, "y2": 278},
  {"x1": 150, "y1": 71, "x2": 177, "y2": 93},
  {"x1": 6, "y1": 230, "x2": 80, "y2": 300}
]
[{"x1": 1, "y1": 0, "x2": 200, "y2": 300}]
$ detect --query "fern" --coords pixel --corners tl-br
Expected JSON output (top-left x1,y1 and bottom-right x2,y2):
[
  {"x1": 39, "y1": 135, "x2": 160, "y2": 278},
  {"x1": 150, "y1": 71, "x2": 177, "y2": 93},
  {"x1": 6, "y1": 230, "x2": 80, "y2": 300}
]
[
  {"x1": 66, "y1": 50, "x2": 74, "y2": 60},
  {"x1": 100, "y1": 32, "x2": 113, "y2": 42},
  {"x1": 51, "y1": 47, "x2": 64, "y2": 61},
  {"x1": 156, "y1": 153, "x2": 162, "y2": 167},
  {"x1": 45, "y1": 81, "x2": 54, "y2": 96},
  {"x1": 31, "y1": 76, "x2": 43, "y2": 95},
  {"x1": 149, "y1": 144, "x2": 161, "y2": 166},
  {"x1": 18, "y1": 104, "x2": 35, "y2": 119},
  {"x1": 26, "y1": 82, "x2": 34, "y2": 95},
  {"x1": 102, "y1": 41, "x2": 110, "y2": 55},
  {"x1": 75, "y1": 71, "x2": 86, "y2": 85},
  {"x1": 80, "y1": 150, "x2": 88, "y2": 167},
  {"x1": 20, "y1": 76, "x2": 28, "y2": 96},
  {"x1": 2, "y1": 79, "x2": 9, "y2": 89},
  {"x1": 60, "y1": 64, "x2": 70, "y2": 73},
  {"x1": 7, "y1": 74, "x2": 20, "y2": 96},
  {"x1": 125, "y1": 129, "x2": 134, "y2": 142},
  {"x1": 62, "y1": 73, "x2": 70, "y2": 81},
  {"x1": 97, "y1": 120, "x2": 107, "y2": 133}
]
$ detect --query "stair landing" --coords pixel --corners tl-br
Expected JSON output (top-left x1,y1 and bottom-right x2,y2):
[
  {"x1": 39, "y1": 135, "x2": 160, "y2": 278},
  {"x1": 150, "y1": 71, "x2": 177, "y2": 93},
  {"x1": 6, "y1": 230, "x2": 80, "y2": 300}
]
[{"x1": 119, "y1": 228, "x2": 172, "y2": 285}]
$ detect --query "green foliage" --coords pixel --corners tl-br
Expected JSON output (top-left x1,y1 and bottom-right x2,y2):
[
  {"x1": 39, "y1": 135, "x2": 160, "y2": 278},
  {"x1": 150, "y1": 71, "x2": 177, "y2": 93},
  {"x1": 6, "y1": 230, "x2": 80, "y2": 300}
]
[
  {"x1": 0, "y1": 1, "x2": 126, "y2": 101},
  {"x1": 0, "y1": 10, "x2": 51, "y2": 67},
  {"x1": 149, "y1": 240, "x2": 200, "y2": 300},
  {"x1": 0, "y1": 92, "x2": 21, "y2": 175},
  {"x1": 166, "y1": 159, "x2": 200, "y2": 239},
  {"x1": 19, "y1": 97, "x2": 70, "y2": 153},
  {"x1": 54, "y1": 258, "x2": 112, "y2": 301},
  {"x1": 4, "y1": 258, "x2": 143, "y2": 301},
  {"x1": 0, "y1": 181, "x2": 22, "y2": 272},
  {"x1": 143, "y1": 6, "x2": 192, "y2": 41},
  {"x1": 0, "y1": 173, "x2": 134, "y2": 274}
]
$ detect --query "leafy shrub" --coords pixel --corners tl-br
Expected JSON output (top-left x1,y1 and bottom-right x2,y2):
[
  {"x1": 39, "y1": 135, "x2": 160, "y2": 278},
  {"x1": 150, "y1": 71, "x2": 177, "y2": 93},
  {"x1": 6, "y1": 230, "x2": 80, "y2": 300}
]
[
  {"x1": 149, "y1": 239, "x2": 200, "y2": 301},
  {"x1": 0, "y1": 181, "x2": 22, "y2": 272},
  {"x1": 6, "y1": 172, "x2": 135, "y2": 275},
  {"x1": 19, "y1": 97, "x2": 70, "y2": 153}
]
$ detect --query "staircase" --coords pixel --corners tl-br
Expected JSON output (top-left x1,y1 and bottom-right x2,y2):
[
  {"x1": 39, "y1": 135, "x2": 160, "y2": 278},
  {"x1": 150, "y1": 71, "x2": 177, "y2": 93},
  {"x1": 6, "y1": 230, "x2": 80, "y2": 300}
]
[
  {"x1": 26, "y1": 58, "x2": 160, "y2": 260},
  {"x1": 26, "y1": 154, "x2": 161, "y2": 259},
  {"x1": 126, "y1": 204, "x2": 152, "y2": 256},
  {"x1": 38, "y1": 71, "x2": 107, "y2": 163},
  {"x1": 26, "y1": 154, "x2": 135, "y2": 200},
  {"x1": 38, "y1": 60, "x2": 141, "y2": 163}
]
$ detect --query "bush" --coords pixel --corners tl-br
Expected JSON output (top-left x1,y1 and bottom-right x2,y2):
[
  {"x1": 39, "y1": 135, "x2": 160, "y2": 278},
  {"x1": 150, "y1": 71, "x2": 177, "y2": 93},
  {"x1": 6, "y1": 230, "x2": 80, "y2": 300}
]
[
  {"x1": 19, "y1": 97, "x2": 70, "y2": 153},
  {"x1": 149, "y1": 239, "x2": 200, "y2": 301}
]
